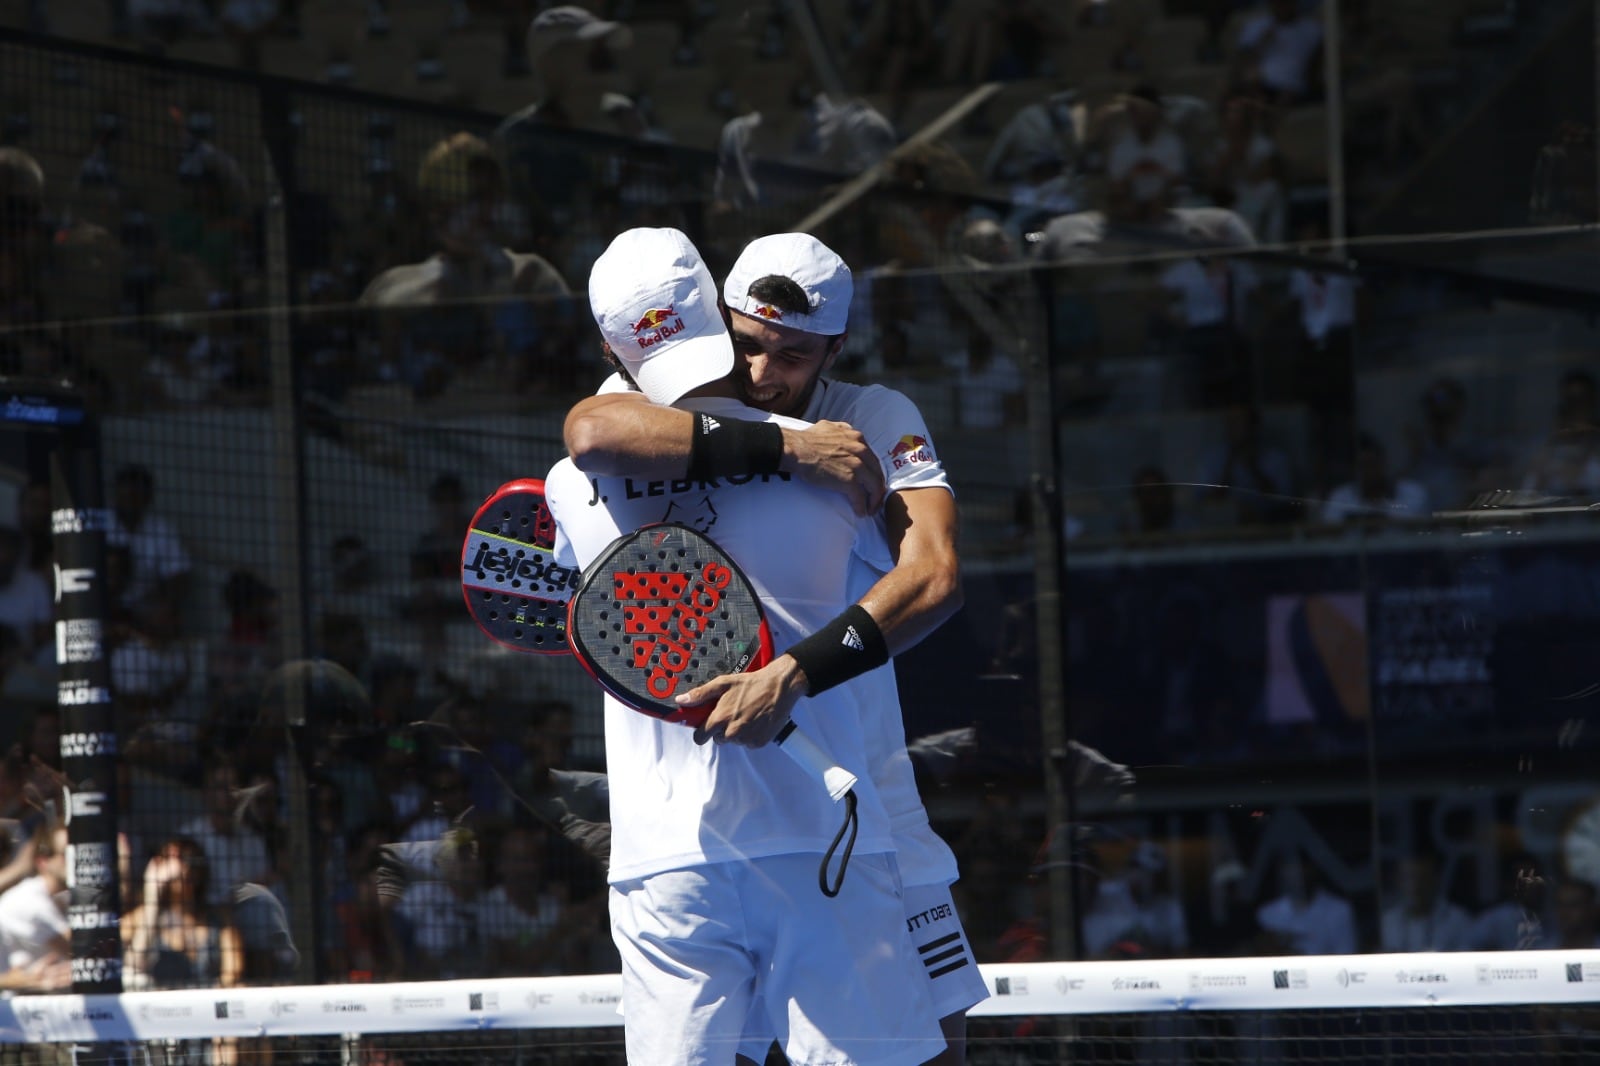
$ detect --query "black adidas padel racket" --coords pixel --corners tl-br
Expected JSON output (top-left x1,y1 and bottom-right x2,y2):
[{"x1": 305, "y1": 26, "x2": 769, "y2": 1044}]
[
  {"x1": 567, "y1": 523, "x2": 857, "y2": 804},
  {"x1": 460, "y1": 479, "x2": 577, "y2": 655}
]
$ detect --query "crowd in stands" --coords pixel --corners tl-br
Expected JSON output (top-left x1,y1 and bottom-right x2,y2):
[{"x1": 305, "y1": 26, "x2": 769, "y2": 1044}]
[{"x1": 1, "y1": 0, "x2": 1599, "y2": 998}]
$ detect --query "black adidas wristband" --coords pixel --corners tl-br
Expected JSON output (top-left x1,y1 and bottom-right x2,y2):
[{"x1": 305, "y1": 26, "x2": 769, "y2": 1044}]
[
  {"x1": 686, "y1": 412, "x2": 784, "y2": 481},
  {"x1": 786, "y1": 604, "x2": 889, "y2": 696}
]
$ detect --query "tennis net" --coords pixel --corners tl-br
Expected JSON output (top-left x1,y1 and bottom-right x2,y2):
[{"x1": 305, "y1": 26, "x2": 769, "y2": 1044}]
[{"x1": 4, "y1": 952, "x2": 1598, "y2": 1063}]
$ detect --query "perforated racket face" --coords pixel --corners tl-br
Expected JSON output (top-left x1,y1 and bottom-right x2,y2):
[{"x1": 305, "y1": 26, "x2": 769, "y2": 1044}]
[
  {"x1": 568, "y1": 523, "x2": 773, "y2": 721},
  {"x1": 460, "y1": 479, "x2": 577, "y2": 655}
]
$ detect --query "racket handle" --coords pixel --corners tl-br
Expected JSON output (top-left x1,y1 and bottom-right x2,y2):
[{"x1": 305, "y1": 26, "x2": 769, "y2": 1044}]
[{"x1": 774, "y1": 722, "x2": 857, "y2": 802}]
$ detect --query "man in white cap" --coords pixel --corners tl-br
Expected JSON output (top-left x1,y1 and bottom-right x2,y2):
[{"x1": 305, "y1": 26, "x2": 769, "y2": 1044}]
[
  {"x1": 495, "y1": 5, "x2": 633, "y2": 237},
  {"x1": 562, "y1": 232, "x2": 985, "y2": 1065},
  {"x1": 542, "y1": 227, "x2": 946, "y2": 1066}
]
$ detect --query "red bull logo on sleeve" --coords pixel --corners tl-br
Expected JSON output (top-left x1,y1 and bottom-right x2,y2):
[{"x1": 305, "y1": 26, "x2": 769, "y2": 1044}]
[
  {"x1": 886, "y1": 433, "x2": 933, "y2": 470},
  {"x1": 630, "y1": 307, "x2": 685, "y2": 348},
  {"x1": 752, "y1": 304, "x2": 784, "y2": 320}
]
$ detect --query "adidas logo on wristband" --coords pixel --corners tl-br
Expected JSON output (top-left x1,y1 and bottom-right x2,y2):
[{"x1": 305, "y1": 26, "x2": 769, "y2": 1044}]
[
  {"x1": 841, "y1": 626, "x2": 864, "y2": 651},
  {"x1": 701, "y1": 414, "x2": 721, "y2": 432}
]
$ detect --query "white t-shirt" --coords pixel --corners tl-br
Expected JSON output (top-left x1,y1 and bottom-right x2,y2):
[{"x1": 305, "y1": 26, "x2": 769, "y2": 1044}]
[
  {"x1": 0, "y1": 875, "x2": 68, "y2": 970},
  {"x1": 1256, "y1": 889, "x2": 1357, "y2": 955},
  {"x1": 1379, "y1": 901, "x2": 1474, "y2": 953},
  {"x1": 1289, "y1": 270, "x2": 1357, "y2": 342},
  {"x1": 1237, "y1": 13, "x2": 1324, "y2": 97},
  {"x1": 1161, "y1": 259, "x2": 1257, "y2": 328},
  {"x1": 477, "y1": 885, "x2": 562, "y2": 956},
  {"x1": 107, "y1": 512, "x2": 192, "y2": 606},
  {"x1": 548, "y1": 395, "x2": 895, "y2": 883},
  {"x1": 1322, "y1": 478, "x2": 1429, "y2": 522},
  {"x1": 803, "y1": 380, "x2": 959, "y2": 888}
]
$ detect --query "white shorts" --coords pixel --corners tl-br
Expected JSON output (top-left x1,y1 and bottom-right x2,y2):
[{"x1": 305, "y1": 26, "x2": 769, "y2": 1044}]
[
  {"x1": 903, "y1": 881, "x2": 990, "y2": 1019},
  {"x1": 610, "y1": 852, "x2": 946, "y2": 1066},
  {"x1": 739, "y1": 880, "x2": 990, "y2": 1060}
]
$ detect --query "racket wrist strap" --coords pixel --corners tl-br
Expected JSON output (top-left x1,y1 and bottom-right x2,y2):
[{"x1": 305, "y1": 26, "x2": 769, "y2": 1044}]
[
  {"x1": 687, "y1": 412, "x2": 784, "y2": 480},
  {"x1": 786, "y1": 604, "x2": 889, "y2": 696}
]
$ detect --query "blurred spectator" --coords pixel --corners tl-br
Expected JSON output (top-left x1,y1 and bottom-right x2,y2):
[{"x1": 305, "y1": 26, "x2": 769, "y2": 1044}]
[
  {"x1": 0, "y1": 622, "x2": 53, "y2": 711},
  {"x1": 316, "y1": 611, "x2": 371, "y2": 690},
  {"x1": 167, "y1": 134, "x2": 255, "y2": 297},
  {"x1": 107, "y1": 463, "x2": 193, "y2": 615},
  {"x1": 1379, "y1": 853, "x2": 1472, "y2": 952},
  {"x1": 412, "y1": 473, "x2": 470, "y2": 582},
  {"x1": 359, "y1": 132, "x2": 571, "y2": 400},
  {"x1": 111, "y1": 593, "x2": 196, "y2": 739},
  {"x1": 122, "y1": 837, "x2": 245, "y2": 990},
  {"x1": 1255, "y1": 856, "x2": 1357, "y2": 955},
  {"x1": 712, "y1": 111, "x2": 764, "y2": 212},
  {"x1": 1159, "y1": 254, "x2": 1258, "y2": 409},
  {"x1": 1081, "y1": 841, "x2": 1189, "y2": 959},
  {"x1": 0, "y1": 822, "x2": 69, "y2": 991},
  {"x1": 222, "y1": 568, "x2": 279, "y2": 649},
  {"x1": 1122, "y1": 465, "x2": 1191, "y2": 536},
  {"x1": 1322, "y1": 433, "x2": 1429, "y2": 523},
  {"x1": 177, "y1": 760, "x2": 276, "y2": 910},
  {"x1": 391, "y1": 828, "x2": 484, "y2": 978},
  {"x1": 1198, "y1": 405, "x2": 1299, "y2": 525},
  {"x1": 1521, "y1": 369, "x2": 1600, "y2": 499},
  {"x1": 942, "y1": 0, "x2": 1068, "y2": 83},
  {"x1": 1469, "y1": 852, "x2": 1545, "y2": 951},
  {"x1": 481, "y1": 825, "x2": 599, "y2": 975},
  {"x1": 807, "y1": 93, "x2": 899, "y2": 174},
  {"x1": 1529, "y1": 121, "x2": 1597, "y2": 226},
  {"x1": 127, "y1": 0, "x2": 216, "y2": 57},
  {"x1": 985, "y1": 90, "x2": 1080, "y2": 186},
  {"x1": 1231, "y1": 0, "x2": 1324, "y2": 105},
  {"x1": 853, "y1": 0, "x2": 937, "y2": 123},
  {"x1": 437, "y1": 695, "x2": 521, "y2": 820},
  {"x1": 0, "y1": 526, "x2": 51, "y2": 666},
  {"x1": 217, "y1": 0, "x2": 281, "y2": 71},
  {"x1": 1207, "y1": 91, "x2": 1287, "y2": 245},
  {"x1": 402, "y1": 762, "x2": 473, "y2": 844},
  {"x1": 1403, "y1": 378, "x2": 1501, "y2": 511},
  {"x1": 1098, "y1": 86, "x2": 1189, "y2": 222},
  {"x1": 496, "y1": 7, "x2": 632, "y2": 236},
  {"x1": 1543, "y1": 878, "x2": 1600, "y2": 949}
]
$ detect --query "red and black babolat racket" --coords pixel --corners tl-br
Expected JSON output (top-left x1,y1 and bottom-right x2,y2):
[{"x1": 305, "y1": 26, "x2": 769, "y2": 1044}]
[
  {"x1": 567, "y1": 523, "x2": 859, "y2": 894},
  {"x1": 460, "y1": 479, "x2": 577, "y2": 655}
]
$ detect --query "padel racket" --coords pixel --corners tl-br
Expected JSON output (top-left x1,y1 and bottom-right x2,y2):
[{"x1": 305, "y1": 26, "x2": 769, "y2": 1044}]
[
  {"x1": 567, "y1": 522, "x2": 858, "y2": 804},
  {"x1": 568, "y1": 523, "x2": 858, "y2": 895},
  {"x1": 460, "y1": 479, "x2": 577, "y2": 655}
]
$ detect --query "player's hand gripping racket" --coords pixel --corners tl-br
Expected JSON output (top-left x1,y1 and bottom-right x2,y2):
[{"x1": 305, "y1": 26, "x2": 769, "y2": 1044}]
[
  {"x1": 460, "y1": 479, "x2": 578, "y2": 654},
  {"x1": 567, "y1": 523, "x2": 859, "y2": 895}
]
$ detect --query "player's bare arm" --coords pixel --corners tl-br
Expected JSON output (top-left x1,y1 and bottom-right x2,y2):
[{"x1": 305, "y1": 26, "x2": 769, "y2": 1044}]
[
  {"x1": 564, "y1": 392, "x2": 887, "y2": 515},
  {"x1": 859, "y1": 486, "x2": 963, "y2": 654},
  {"x1": 686, "y1": 655, "x2": 810, "y2": 749}
]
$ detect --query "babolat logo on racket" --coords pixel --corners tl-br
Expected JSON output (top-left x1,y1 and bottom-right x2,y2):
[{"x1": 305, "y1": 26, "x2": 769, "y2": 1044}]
[
  {"x1": 615, "y1": 560, "x2": 741, "y2": 700},
  {"x1": 461, "y1": 533, "x2": 578, "y2": 598}
]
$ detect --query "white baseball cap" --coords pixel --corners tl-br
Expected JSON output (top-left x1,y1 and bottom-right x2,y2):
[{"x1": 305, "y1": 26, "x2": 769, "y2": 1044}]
[
  {"x1": 723, "y1": 232, "x2": 852, "y2": 336},
  {"x1": 588, "y1": 228, "x2": 734, "y2": 405}
]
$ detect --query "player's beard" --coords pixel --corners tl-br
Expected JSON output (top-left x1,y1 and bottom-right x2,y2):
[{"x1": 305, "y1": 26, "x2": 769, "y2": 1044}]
[{"x1": 737, "y1": 359, "x2": 828, "y2": 419}]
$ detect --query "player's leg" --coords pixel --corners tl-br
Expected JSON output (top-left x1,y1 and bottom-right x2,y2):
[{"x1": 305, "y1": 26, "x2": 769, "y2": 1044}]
[
  {"x1": 609, "y1": 864, "x2": 758, "y2": 1065},
  {"x1": 750, "y1": 852, "x2": 947, "y2": 1066},
  {"x1": 902, "y1": 881, "x2": 990, "y2": 1066}
]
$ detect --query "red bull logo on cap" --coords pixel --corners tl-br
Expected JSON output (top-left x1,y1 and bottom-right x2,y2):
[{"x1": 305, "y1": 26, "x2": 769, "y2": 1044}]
[
  {"x1": 630, "y1": 307, "x2": 685, "y2": 348},
  {"x1": 752, "y1": 304, "x2": 784, "y2": 320},
  {"x1": 886, "y1": 434, "x2": 932, "y2": 470}
]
